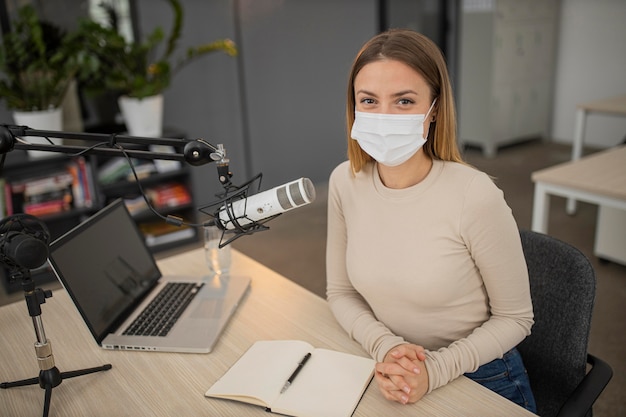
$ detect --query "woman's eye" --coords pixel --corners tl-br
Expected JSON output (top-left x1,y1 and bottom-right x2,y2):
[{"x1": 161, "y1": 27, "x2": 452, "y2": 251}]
[
  {"x1": 360, "y1": 98, "x2": 375, "y2": 105},
  {"x1": 398, "y1": 98, "x2": 414, "y2": 105}
]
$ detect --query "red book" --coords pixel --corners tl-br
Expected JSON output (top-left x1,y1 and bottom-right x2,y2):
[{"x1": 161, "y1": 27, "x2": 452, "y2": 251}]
[
  {"x1": 77, "y1": 157, "x2": 93, "y2": 207},
  {"x1": 24, "y1": 198, "x2": 69, "y2": 216},
  {"x1": 4, "y1": 182, "x2": 13, "y2": 216}
]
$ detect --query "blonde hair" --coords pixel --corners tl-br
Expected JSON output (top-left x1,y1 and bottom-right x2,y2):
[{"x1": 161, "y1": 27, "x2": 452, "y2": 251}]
[{"x1": 346, "y1": 29, "x2": 463, "y2": 173}]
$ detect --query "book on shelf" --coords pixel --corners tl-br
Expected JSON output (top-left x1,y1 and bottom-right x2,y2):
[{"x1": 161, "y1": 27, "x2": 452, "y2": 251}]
[
  {"x1": 205, "y1": 340, "x2": 375, "y2": 417},
  {"x1": 3, "y1": 179, "x2": 12, "y2": 217},
  {"x1": 5, "y1": 157, "x2": 95, "y2": 216},
  {"x1": 66, "y1": 157, "x2": 94, "y2": 209},
  {"x1": 98, "y1": 157, "x2": 157, "y2": 185},
  {"x1": 77, "y1": 157, "x2": 95, "y2": 208},
  {"x1": 22, "y1": 185, "x2": 73, "y2": 216},
  {"x1": 23, "y1": 197, "x2": 71, "y2": 217},
  {"x1": 146, "y1": 182, "x2": 192, "y2": 209},
  {"x1": 138, "y1": 219, "x2": 195, "y2": 247},
  {"x1": 0, "y1": 178, "x2": 7, "y2": 218},
  {"x1": 20, "y1": 172, "x2": 73, "y2": 196},
  {"x1": 97, "y1": 157, "x2": 130, "y2": 185},
  {"x1": 67, "y1": 163, "x2": 83, "y2": 208},
  {"x1": 122, "y1": 182, "x2": 191, "y2": 217},
  {"x1": 125, "y1": 162, "x2": 156, "y2": 181},
  {"x1": 123, "y1": 195, "x2": 149, "y2": 216}
]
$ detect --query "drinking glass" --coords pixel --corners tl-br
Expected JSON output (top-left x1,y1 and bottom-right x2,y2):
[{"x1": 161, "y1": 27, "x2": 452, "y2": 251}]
[{"x1": 204, "y1": 225, "x2": 231, "y2": 275}]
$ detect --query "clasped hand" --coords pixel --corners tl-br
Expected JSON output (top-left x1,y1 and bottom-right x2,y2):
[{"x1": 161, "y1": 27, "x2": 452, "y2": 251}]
[{"x1": 375, "y1": 343, "x2": 429, "y2": 404}]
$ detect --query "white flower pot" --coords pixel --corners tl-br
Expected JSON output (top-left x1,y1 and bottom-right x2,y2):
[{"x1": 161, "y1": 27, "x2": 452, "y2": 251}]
[
  {"x1": 12, "y1": 107, "x2": 63, "y2": 159},
  {"x1": 118, "y1": 94, "x2": 164, "y2": 137}
]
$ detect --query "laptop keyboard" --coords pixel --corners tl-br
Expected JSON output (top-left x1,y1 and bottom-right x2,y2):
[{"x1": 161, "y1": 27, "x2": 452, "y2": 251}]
[{"x1": 123, "y1": 282, "x2": 204, "y2": 337}]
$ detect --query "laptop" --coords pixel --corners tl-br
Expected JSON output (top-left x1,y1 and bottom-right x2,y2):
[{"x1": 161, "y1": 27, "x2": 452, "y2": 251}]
[{"x1": 47, "y1": 198, "x2": 250, "y2": 353}]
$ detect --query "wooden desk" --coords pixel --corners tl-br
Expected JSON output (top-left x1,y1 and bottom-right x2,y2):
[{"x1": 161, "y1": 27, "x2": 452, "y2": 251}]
[
  {"x1": 531, "y1": 145, "x2": 626, "y2": 264},
  {"x1": 1, "y1": 249, "x2": 535, "y2": 417},
  {"x1": 569, "y1": 94, "x2": 626, "y2": 213}
]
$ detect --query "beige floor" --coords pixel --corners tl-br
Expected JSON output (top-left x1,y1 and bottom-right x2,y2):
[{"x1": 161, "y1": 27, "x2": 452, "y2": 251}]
[{"x1": 1, "y1": 140, "x2": 624, "y2": 416}]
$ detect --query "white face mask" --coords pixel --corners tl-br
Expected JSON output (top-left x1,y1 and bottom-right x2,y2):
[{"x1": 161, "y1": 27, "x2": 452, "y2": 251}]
[{"x1": 351, "y1": 99, "x2": 436, "y2": 167}]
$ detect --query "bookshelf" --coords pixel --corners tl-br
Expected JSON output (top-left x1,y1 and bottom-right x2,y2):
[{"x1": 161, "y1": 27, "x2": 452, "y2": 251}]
[
  {"x1": 95, "y1": 154, "x2": 199, "y2": 253},
  {"x1": 91, "y1": 127, "x2": 199, "y2": 254},
  {"x1": 0, "y1": 131, "x2": 200, "y2": 293},
  {"x1": 0, "y1": 150, "x2": 101, "y2": 293}
]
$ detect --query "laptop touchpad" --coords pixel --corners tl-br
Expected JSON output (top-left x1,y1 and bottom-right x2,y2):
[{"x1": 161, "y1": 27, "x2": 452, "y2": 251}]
[{"x1": 191, "y1": 299, "x2": 223, "y2": 318}]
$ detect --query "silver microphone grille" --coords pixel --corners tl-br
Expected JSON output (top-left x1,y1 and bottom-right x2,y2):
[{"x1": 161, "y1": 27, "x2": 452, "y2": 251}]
[{"x1": 276, "y1": 178, "x2": 316, "y2": 211}]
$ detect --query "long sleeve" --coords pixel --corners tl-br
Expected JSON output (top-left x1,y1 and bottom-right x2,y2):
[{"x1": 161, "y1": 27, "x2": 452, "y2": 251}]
[
  {"x1": 326, "y1": 163, "x2": 407, "y2": 359},
  {"x1": 326, "y1": 160, "x2": 533, "y2": 393}
]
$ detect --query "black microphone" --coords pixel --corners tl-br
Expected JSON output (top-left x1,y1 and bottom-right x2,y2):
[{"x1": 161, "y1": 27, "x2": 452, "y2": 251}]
[
  {"x1": 214, "y1": 177, "x2": 316, "y2": 230},
  {"x1": 2, "y1": 231, "x2": 49, "y2": 269},
  {"x1": 0, "y1": 213, "x2": 50, "y2": 271}
]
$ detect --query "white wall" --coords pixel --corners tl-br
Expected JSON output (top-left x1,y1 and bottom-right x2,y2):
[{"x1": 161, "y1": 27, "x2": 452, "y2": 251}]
[{"x1": 551, "y1": 0, "x2": 626, "y2": 147}]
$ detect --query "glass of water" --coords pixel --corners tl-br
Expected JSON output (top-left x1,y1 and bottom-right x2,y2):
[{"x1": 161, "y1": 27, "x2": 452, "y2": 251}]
[{"x1": 204, "y1": 225, "x2": 231, "y2": 275}]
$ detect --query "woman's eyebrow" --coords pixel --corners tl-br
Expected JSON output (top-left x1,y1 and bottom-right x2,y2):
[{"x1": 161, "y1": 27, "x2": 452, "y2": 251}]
[
  {"x1": 355, "y1": 89, "x2": 378, "y2": 97},
  {"x1": 356, "y1": 89, "x2": 419, "y2": 97},
  {"x1": 392, "y1": 90, "x2": 419, "y2": 97}
]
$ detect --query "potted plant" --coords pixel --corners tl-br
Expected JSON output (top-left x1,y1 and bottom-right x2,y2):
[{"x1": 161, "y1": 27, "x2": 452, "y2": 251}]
[
  {"x1": 0, "y1": 5, "x2": 84, "y2": 155},
  {"x1": 76, "y1": 0, "x2": 237, "y2": 137}
]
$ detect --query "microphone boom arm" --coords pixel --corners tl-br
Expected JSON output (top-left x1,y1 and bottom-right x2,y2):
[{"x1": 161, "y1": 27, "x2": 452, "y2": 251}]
[{"x1": 0, "y1": 124, "x2": 229, "y2": 172}]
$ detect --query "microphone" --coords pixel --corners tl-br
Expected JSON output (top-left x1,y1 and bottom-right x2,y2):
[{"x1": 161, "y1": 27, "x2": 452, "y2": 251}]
[
  {"x1": 2, "y1": 231, "x2": 49, "y2": 269},
  {"x1": 215, "y1": 177, "x2": 316, "y2": 230},
  {"x1": 0, "y1": 214, "x2": 51, "y2": 271}
]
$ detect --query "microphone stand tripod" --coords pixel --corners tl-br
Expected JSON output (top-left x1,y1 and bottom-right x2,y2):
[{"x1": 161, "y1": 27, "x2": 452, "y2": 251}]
[{"x1": 0, "y1": 268, "x2": 112, "y2": 417}]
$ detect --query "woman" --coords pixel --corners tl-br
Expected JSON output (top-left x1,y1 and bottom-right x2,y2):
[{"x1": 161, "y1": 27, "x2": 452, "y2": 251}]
[{"x1": 326, "y1": 29, "x2": 537, "y2": 412}]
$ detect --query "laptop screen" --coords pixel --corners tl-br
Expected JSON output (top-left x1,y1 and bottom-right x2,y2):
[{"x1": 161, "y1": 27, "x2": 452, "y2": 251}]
[{"x1": 48, "y1": 199, "x2": 161, "y2": 341}]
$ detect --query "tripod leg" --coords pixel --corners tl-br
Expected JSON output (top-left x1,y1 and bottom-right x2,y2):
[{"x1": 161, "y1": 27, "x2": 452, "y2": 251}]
[
  {"x1": 1, "y1": 376, "x2": 41, "y2": 388},
  {"x1": 60, "y1": 364, "x2": 112, "y2": 379},
  {"x1": 43, "y1": 383, "x2": 52, "y2": 417}
]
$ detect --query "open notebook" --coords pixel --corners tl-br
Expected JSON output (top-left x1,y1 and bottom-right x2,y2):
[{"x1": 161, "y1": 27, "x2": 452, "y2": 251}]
[
  {"x1": 206, "y1": 340, "x2": 375, "y2": 417},
  {"x1": 47, "y1": 198, "x2": 250, "y2": 353}
]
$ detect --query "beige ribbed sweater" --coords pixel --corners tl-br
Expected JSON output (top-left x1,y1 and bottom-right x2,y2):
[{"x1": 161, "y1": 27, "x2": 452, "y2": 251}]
[{"x1": 326, "y1": 159, "x2": 533, "y2": 393}]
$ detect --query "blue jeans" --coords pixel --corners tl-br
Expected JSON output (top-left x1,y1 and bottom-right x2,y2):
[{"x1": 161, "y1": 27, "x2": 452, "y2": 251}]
[{"x1": 464, "y1": 347, "x2": 537, "y2": 413}]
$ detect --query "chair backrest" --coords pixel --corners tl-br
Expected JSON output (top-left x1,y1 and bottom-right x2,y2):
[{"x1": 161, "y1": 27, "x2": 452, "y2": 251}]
[{"x1": 518, "y1": 230, "x2": 596, "y2": 417}]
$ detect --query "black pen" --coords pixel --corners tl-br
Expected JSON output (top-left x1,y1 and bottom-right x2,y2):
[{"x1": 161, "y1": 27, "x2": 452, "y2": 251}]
[{"x1": 280, "y1": 352, "x2": 312, "y2": 393}]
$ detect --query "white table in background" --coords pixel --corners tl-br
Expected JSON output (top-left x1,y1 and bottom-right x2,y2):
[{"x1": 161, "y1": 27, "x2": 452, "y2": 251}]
[
  {"x1": 569, "y1": 94, "x2": 626, "y2": 213},
  {"x1": 532, "y1": 145, "x2": 626, "y2": 265}
]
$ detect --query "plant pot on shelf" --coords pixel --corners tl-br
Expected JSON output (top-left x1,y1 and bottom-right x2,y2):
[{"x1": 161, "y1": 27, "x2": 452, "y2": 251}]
[
  {"x1": 12, "y1": 107, "x2": 63, "y2": 159},
  {"x1": 61, "y1": 79, "x2": 84, "y2": 133},
  {"x1": 118, "y1": 94, "x2": 164, "y2": 137}
]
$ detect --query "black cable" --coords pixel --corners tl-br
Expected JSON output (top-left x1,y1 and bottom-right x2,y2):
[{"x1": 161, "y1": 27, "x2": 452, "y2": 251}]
[{"x1": 110, "y1": 143, "x2": 207, "y2": 228}]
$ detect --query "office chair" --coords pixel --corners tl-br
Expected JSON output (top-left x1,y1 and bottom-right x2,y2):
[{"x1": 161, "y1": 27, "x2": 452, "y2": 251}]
[{"x1": 518, "y1": 230, "x2": 613, "y2": 417}]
